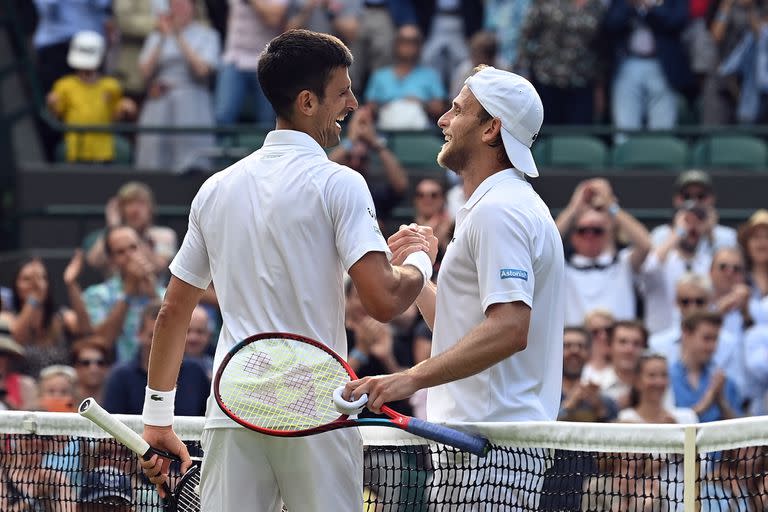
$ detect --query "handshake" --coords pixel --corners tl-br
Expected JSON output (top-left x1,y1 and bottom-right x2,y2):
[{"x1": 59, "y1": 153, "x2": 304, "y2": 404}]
[{"x1": 388, "y1": 223, "x2": 439, "y2": 280}]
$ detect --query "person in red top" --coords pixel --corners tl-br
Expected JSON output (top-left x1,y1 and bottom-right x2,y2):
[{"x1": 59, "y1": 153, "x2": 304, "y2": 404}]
[{"x1": 0, "y1": 320, "x2": 37, "y2": 411}]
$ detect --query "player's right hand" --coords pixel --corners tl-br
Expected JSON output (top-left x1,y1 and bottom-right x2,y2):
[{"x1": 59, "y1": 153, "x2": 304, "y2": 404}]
[
  {"x1": 387, "y1": 224, "x2": 430, "y2": 265},
  {"x1": 140, "y1": 425, "x2": 192, "y2": 498}
]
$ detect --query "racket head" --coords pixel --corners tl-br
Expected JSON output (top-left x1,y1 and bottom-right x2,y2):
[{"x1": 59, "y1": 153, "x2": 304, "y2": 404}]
[
  {"x1": 168, "y1": 461, "x2": 201, "y2": 512},
  {"x1": 213, "y1": 332, "x2": 357, "y2": 436}
]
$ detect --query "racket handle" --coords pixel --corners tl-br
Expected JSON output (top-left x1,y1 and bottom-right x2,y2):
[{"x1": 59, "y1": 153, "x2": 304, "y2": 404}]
[{"x1": 406, "y1": 419, "x2": 490, "y2": 458}]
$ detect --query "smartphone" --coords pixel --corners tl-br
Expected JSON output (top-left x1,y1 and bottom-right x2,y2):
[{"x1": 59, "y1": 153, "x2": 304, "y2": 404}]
[
  {"x1": 681, "y1": 200, "x2": 708, "y2": 221},
  {"x1": 151, "y1": 0, "x2": 170, "y2": 15}
]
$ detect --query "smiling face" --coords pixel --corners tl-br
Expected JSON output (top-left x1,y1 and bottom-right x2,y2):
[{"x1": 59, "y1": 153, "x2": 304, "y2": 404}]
[
  {"x1": 570, "y1": 209, "x2": 612, "y2": 258},
  {"x1": 437, "y1": 86, "x2": 487, "y2": 173},
  {"x1": 710, "y1": 248, "x2": 745, "y2": 295},
  {"x1": 311, "y1": 66, "x2": 357, "y2": 148},
  {"x1": 15, "y1": 259, "x2": 48, "y2": 303},
  {"x1": 635, "y1": 357, "x2": 669, "y2": 403},
  {"x1": 610, "y1": 325, "x2": 647, "y2": 373}
]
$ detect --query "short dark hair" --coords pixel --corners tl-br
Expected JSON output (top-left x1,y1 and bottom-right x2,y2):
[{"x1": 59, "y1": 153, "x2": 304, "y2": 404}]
[
  {"x1": 103, "y1": 225, "x2": 137, "y2": 258},
  {"x1": 258, "y1": 29, "x2": 353, "y2": 120},
  {"x1": 610, "y1": 320, "x2": 649, "y2": 348},
  {"x1": 563, "y1": 325, "x2": 592, "y2": 350},
  {"x1": 681, "y1": 311, "x2": 722, "y2": 333}
]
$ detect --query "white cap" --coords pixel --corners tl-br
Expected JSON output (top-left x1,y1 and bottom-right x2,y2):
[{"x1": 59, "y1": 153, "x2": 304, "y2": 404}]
[
  {"x1": 464, "y1": 67, "x2": 544, "y2": 177},
  {"x1": 67, "y1": 31, "x2": 105, "y2": 71}
]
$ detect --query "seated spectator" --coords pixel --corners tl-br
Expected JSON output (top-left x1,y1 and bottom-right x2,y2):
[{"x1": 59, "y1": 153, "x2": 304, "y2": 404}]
[
  {"x1": 738, "y1": 209, "x2": 768, "y2": 325},
  {"x1": 559, "y1": 326, "x2": 618, "y2": 422},
  {"x1": 596, "y1": 320, "x2": 649, "y2": 409},
  {"x1": 710, "y1": 247, "x2": 752, "y2": 340},
  {"x1": 450, "y1": 30, "x2": 499, "y2": 98},
  {"x1": 286, "y1": 0, "x2": 362, "y2": 43},
  {"x1": 412, "y1": 178, "x2": 453, "y2": 255},
  {"x1": 47, "y1": 31, "x2": 136, "y2": 163},
  {"x1": 328, "y1": 106, "x2": 409, "y2": 223},
  {"x1": 670, "y1": 311, "x2": 742, "y2": 422},
  {"x1": 71, "y1": 336, "x2": 111, "y2": 405},
  {"x1": 135, "y1": 0, "x2": 221, "y2": 172},
  {"x1": 581, "y1": 309, "x2": 615, "y2": 386},
  {"x1": 0, "y1": 255, "x2": 91, "y2": 377},
  {"x1": 103, "y1": 301, "x2": 209, "y2": 415},
  {"x1": 516, "y1": 0, "x2": 607, "y2": 125},
  {"x1": 365, "y1": 25, "x2": 446, "y2": 130},
  {"x1": 85, "y1": 181, "x2": 179, "y2": 275},
  {"x1": 618, "y1": 353, "x2": 698, "y2": 424},
  {"x1": 84, "y1": 226, "x2": 166, "y2": 363},
  {"x1": 0, "y1": 321, "x2": 37, "y2": 411},
  {"x1": 80, "y1": 466, "x2": 134, "y2": 512},
  {"x1": 556, "y1": 179, "x2": 651, "y2": 325},
  {"x1": 38, "y1": 364, "x2": 77, "y2": 412},
  {"x1": 184, "y1": 305, "x2": 213, "y2": 378}
]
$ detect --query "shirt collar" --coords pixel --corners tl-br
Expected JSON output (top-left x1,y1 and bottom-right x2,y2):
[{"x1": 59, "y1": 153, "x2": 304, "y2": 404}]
[
  {"x1": 459, "y1": 168, "x2": 526, "y2": 213},
  {"x1": 262, "y1": 130, "x2": 329, "y2": 159}
]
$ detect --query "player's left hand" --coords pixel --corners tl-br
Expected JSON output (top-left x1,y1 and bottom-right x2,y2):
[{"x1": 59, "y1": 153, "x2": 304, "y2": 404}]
[{"x1": 343, "y1": 372, "x2": 418, "y2": 414}]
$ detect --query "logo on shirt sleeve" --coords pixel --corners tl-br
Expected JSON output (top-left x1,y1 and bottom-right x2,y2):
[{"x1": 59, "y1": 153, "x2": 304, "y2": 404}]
[{"x1": 500, "y1": 268, "x2": 528, "y2": 281}]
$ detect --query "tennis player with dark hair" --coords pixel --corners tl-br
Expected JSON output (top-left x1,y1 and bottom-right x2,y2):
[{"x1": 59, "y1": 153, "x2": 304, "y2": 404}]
[
  {"x1": 345, "y1": 65, "x2": 565, "y2": 508},
  {"x1": 138, "y1": 29, "x2": 436, "y2": 511}
]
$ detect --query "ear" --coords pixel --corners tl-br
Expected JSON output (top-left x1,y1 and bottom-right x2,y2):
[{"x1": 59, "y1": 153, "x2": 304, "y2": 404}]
[
  {"x1": 294, "y1": 89, "x2": 319, "y2": 118},
  {"x1": 480, "y1": 117, "x2": 502, "y2": 144}
]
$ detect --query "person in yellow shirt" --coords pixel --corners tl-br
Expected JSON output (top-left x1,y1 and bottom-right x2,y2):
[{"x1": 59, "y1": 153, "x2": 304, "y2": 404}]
[{"x1": 47, "y1": 31, "x2": 136, "y2": 163}]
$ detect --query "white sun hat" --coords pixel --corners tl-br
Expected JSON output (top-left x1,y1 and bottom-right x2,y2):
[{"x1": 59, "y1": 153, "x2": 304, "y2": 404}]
[
  {"x1": 465, "y1": 66, "x2": 544, "y2": 177},
  {"x1": 67, "y1": 31, "x2": 106, "y2": 71}
]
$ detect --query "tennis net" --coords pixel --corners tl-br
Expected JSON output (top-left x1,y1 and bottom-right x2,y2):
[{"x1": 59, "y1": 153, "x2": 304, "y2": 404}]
[{"x1": 1, "y1": 411, "x2": 767, "y2": 511}]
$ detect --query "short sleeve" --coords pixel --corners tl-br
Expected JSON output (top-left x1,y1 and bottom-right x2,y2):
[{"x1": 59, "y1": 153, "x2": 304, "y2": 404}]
[
  {"x1": 50, "y1": 78, "x2": 69, "y2": 115},
  {"x1": 469, "y1": 204, "x2": 535, "y2": 312},
  {"x1": 169, "y1": 191, "x2": 212, "y2": 289},
  {"x1": 325, "y1": 168, "x2": 390, "y2": 271}
]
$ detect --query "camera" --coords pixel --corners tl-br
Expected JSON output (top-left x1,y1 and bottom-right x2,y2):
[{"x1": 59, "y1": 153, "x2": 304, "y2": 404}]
[{"x1": 681, "y1": 200, "x2": 707, "y2": 220}]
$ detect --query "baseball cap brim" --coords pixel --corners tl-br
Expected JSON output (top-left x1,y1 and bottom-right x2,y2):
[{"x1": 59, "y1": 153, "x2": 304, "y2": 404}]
[
  {"x1": 501, "y1": 129, "x2": 538, "y2": 178},
  {"x1": 67, "y1": 50, "x2": 101, "y2": 71}
]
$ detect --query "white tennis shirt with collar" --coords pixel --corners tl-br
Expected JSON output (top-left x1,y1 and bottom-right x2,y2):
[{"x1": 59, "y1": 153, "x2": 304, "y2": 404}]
[
  {"x1": 169, "y1": 130, "x2": 390, "y2": 429},
  {"x1": 427, "y1": 168, "x2": 565, "y2": 423}
]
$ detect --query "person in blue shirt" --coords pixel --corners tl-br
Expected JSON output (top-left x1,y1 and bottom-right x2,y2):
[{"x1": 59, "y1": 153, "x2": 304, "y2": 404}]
[
  {"x1": 103, "y1": 300, "x2": 209, "y2": 415},
  {"x1": 669, "y1": 311, "x2": 742, "y2": 422}
]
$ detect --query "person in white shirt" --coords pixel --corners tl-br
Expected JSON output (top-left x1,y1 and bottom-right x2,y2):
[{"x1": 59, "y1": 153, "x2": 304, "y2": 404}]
[
  {"x1": 345, "y1": 65, "x2": 565, "y2": 509},
  {"x1": 137, "y1": 30, "x2": 436, "y2": 512}
]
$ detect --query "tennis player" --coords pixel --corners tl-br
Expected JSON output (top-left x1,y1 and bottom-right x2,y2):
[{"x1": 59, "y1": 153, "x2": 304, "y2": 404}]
[
  {"x1": 345, "y1": 65, "x2": 565, "y2": 509},
  {"x1": 138, "y1": 30, "x2": 436, "y2": 511}
]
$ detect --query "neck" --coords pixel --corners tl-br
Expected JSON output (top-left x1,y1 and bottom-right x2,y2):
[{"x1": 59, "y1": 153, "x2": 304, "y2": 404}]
[
  {"x1": 614, "y1": 366, "x2": 634, "y2": 385},
  {"x1": 681, "y1": 352, "x2": 704, "y2": 373},
  {"x1": 461, "y1": 163, "x2": 507, "y2": 199},
  {"x1": 562, "y1": 375, "x2": 579, "y2": 394},
  {"x1": 78, "y1": 382, "x2": 101, "y2": 399},
  {"x1": 587, "y1": 356, "x2": 608, "y2": 370},
  {"x1": 753, "y1": 266, "x2": 768, "y2": 291},
  {"x1": 635, "y1": 399, "x2": 665, "y2": 419}
]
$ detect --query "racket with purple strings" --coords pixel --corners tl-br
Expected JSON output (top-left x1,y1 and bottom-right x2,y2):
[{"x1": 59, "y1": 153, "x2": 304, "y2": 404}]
[{"x1": 213, "y1": 332, "x2": 490, "y2": 457}]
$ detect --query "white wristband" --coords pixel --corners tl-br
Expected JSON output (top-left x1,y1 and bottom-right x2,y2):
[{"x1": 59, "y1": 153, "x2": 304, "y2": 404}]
[
  {"x1": 403, "y1": 251, "x2": 433, "y2": 287},
  {"x1": 142, "y1": 386, "x2": 176, "y2": 426}
]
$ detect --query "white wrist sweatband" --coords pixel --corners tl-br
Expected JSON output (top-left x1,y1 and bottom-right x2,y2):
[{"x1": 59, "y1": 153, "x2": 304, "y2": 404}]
[
  {"x1": 403, "y1": 251, "x2": 433, "y2": 287},
  {"x1": 142, "y1": 387, "x2": 176, "y2": 426}
]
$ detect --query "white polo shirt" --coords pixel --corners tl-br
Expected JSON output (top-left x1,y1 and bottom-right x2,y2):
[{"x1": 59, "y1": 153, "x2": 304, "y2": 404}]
[
  {"x1": 170, "y1": 130, "x2": 390, "y2": 429},
  {"x1": 426, "y1": 169, "x2": 565, "y2": 423}
]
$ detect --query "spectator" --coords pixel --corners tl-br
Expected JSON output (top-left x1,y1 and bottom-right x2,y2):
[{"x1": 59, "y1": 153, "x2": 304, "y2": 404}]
[
  {"x1": 516, "y1": 0, "x2": 607, "y2": 125},
  {"x1": 38, "y1": 364, "x2": 77, "y2": 412},
  {"x1": 0, "y1": 321, "x2": 37, "y2": 411},
  {"x1": 46, "y1": 31, "x2": 137, "y2": 163},
  {"x1": 184, "y1": 305, "x2": 213, "y2": 377},
  {"x1": 559, "y1": 326, "x2": 618, "y2": 422},
  {"x1": 738, "y1": 209, "x2": 768, "y2": 325},
  {"x1": 597, "y1": 320, "x2": 649, "y2": 409},
  {"x1": 603, "y1": 0, "x2": 694, "y2": 139},
  {"x1": 483, "y1": 0, "x2": 532, "y2": 70},
  {"x1": 670, "y1": 311, "x2": 742, "y2": 422},
  {"x1": 365, "y1": 25, "x2": 446, "y2": 130},
  {"x1": 618, "y1": 353, "x2": 698, "y2": 423},
  {"x1": 85, "y1": 181, "x2": 179, "y2": 275},
  {"x1": 581, "y1": 309, "x2": 617, "y2": 386},
  {"x1": 744, "y1": 323, "x2": 768, "y2": 415},
  {"x1": 214, "y1": 0, "x2": 288, "y2": 127},
  {"x1": 79, "y1": 466, "x2": 134, "y2": 512},
  {"x1": 112, "y1": 0, "x2": 161, "y2": 97},
  {"x1": 450, "y1": 30, "x2": 499, "y2": 98},
  {"x1": 411, "y1": 178, "x2": 453, "y2": 254},
  {"x1": 83, "y1": 226, "x2": 166, "y2": 363},
  {"x1": 0, "y1": 255, "x2": 91, "y2": 377},
  {"x1": 286, "y1": 0, "x2": 362, "y2": 43},
  {"x1": 103, "y1": 301, "x2": 209, "y2": 415},
  {"x1": 556, "y1": 179, "x2": 652, "y2": 325},
  {"x1": 71, "y1": 336, "x2": 111, "y2": 405},
  {"x1": 328, "y1": 106, "x2": 409, "y2": 222},
  {"x1": 135, "y1": 0, "x2": 221, "y2": 172},
  {"x1": 710, "y1": 246, "x2": 752, "y2": 340}
]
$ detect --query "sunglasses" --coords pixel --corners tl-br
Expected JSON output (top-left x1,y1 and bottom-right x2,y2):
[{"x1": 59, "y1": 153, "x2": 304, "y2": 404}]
[
  {"x1": 678, "y1": 297, "x2": 707, "y2": 307},
  {"x1": 76, "y1": 359, "x2": 107, "y2": 368},
  {"x1": 681, "y1": 192, "x2": 710, "y2": 201},
  {"x1": 575, "y1": 226, "x2": 606, "y2": 236},
  {"x1": 416, "y1": 191, "x2": 441, "y2": 199},
  {"x1": 717, "y1": 263, "x2": 743, "y2": 273},
  {"x1": 589, "y1": 326, "x2": 613, "y2": 337},
  {"x1": 564, "y1": 341, "x2": 589, "y2": 351}
]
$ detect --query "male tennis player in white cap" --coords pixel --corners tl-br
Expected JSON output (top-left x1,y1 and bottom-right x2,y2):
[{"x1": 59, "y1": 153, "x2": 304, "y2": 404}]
[{"x1": 345, "y1": 65, "x2": 565, "y2": 509}]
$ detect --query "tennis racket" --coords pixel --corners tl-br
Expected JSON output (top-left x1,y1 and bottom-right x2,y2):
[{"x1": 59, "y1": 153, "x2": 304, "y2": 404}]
[
  {"x1": 213, "y1": 332, "x2": 490, "y2": 457},
  {"x1": 78, "y1": 397, "x2": 201, "y2": 512}
]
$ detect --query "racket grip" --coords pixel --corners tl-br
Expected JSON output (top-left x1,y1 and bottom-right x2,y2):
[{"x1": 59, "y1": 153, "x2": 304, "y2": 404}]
[{"x1": 406, "y1": 419, "x2": 490, "y2": 458}]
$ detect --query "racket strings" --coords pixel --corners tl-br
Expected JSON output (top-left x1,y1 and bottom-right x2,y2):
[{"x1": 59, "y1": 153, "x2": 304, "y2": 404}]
[{"x1": 174, "y1": 468, "x2": 201, "y2": 512}]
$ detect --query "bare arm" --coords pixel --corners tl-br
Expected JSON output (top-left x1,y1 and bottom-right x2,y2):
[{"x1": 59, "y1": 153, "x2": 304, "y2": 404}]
[
  {"x1": 248, "y1": 0, "x2": 288, "y2": 29},
  {"x1": 376, "y1": 145, "x2": 409, "y2": 195},
  {"x1": 139, "y1": 35, "x2": 165, "y2": 80},
  {"x1": 175, "y1": 32, "x2": 212, "y2": 79},
  {"x1": 63, "y1": 249, "x2": 93, "y2": 336},
  {"x1": 614, "y1": 208, "x2": 652, "y2": 271},
  {"x1": 92, "y1": 299, "x2": 130, "y2": 349},
  {"x1": 414, "y1": 282, "x2": 437, "y2": 330}
]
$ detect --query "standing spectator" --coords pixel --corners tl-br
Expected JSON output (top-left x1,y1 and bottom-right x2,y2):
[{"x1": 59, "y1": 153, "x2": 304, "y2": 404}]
[
  {"x1": 103, "y1": 301, "x2": 209, "y2": 415},
  {"x1": 559, "y1": 326, "x2": 618, "y2": 422},
  {"x1": 214, "y1": 0, "x2": 288, "y2": 127},
  {"x1": 85, "y1": 181, "x2": 179, "y2": 276},
  {"x1": 596, "y1": 320, "x2": 648, "y2": 409},
  {"x1": 603, "y1": 0, "x2": 694, "y2": 139},
  {"x1": 0, "y1": 321, "x2": 37, "y2": 411},
  {"x1": 670, "y1": 311, "x2": 742, "y2": 422},
  {"x1": 364, "y1": 25, "x2": 446, "y2": 130},
  {"x1": 135, "y1": 0, "x2": 221, "y2": 172},
  {"x1": 450, "y1": 30, "x2": 499, "y2": 98},
  {"x1": 47, "y1": 31, "x2": 137, "y2": 163},
  {"x1": 112, "y1": 0, "x2": 161, "y2": 98},
  {"x1": 328, "y1": 106, "x2": 409, "y2": 223},
  {"x1": 184, "y1": 305, "x2": 213, "y2": 378},
  {"x1": 286, "y1": 0, "x2": 362, "y2": 43},
  {"x1": 411, "y1": 178, "x2": 453, "y2": 254},
  {"x1": 516, "y1": 0, "x2": 607, "y2": 125},
  {"x1": 738, "y1": 209, "x2": 768, "y2": 325},
  {"x1": 483, "y1": 0, "x2": 532, "y2": 70},
  {"x1": 556, "y1": 179, "x2": 652, "y2": 326},
  {"x1": 38, "y1": 364, "x2": 78, "y2": 412},
  {"x1": 581, "y1": 309, "x2": 616, "y2": 386},
  {"x1": 71, "y1": 337, "x2": 111, "y2": 405},
  {"x1": 83, "y1": 226, "x2": 166, "y2": 363}
]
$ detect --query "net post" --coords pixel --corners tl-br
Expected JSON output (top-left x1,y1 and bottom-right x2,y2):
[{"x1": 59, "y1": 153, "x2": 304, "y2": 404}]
[{"x1": 683, "y1": 425, "x2": 699, "y2": 512}]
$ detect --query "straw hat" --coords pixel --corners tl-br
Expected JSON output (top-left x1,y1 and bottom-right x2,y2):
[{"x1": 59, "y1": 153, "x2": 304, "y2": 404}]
[
  {"x1": 0, "y1": 319, "x2": 24, "y2": 359},
  {"x1": 738, "y1": 209, "x2": 768, "y2": 249}
]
